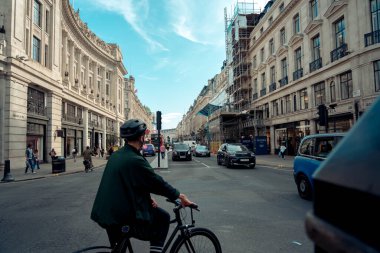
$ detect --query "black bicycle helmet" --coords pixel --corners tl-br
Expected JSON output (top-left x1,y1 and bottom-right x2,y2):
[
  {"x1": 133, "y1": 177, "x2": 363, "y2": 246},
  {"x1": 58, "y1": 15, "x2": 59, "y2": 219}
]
[{"x1": 120, "y1": 119, "x2": 147, "y2": 139}]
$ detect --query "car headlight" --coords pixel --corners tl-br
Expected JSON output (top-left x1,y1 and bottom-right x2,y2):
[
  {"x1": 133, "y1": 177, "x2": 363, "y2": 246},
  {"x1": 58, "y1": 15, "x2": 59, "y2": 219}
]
[
  {"x1": 187, "y1": 151, "x2": 191, "y2": 155},
  {"x1": 173, "y1": 151, "x2": 177, "y2": 155},
  {"x1": 251, "y1": 153, "x2": 255, "y2": 157}
]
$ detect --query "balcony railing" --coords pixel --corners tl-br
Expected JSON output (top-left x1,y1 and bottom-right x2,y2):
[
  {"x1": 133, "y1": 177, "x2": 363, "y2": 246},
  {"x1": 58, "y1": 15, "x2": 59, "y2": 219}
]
[
  {"x1": 260, "y1": 88, "x2": 267, "y2": 97},
  {"x1": 330, "y1": 43, "x2": 348, "y2": 63},
  {"x1": 269, "y1": 82, "x2": 276, "y2": 92},
  {"x1": 89, "y1": 120, "x2": 102, "y2": 128},
  {"x1": 252, "y1": 93, "x2": 258, "y2": 101},
  {"x1": 27, "y1": 102, "x2": 47, "y2": 116},
  {"x1": 62, "y1": 114, "x2": 83, "y2": 124},
  {"x1": 309, "y1": 58, "x2": 322, "y2": 73},
  {"x1": 293, "y1": 68, "x2": 303, "y2": 81},
  {"x1": 279, "y1": 76, "x2": 288, "y2": 87},
  {"x1": 365, "y1": 29, "x2": 380, "y2": 47}
]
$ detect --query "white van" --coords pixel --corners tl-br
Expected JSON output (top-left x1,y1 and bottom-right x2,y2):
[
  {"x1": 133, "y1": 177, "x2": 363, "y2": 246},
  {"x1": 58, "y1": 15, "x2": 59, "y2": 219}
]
[{"x1": 183, "y1": 140, "x2": 197, "y2": 151}]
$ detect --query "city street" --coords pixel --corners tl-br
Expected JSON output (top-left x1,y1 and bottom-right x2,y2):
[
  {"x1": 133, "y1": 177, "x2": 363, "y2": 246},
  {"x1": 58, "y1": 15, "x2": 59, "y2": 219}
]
[{"x1": 0, "y1": 152, "x2": 313, "y2": 253}]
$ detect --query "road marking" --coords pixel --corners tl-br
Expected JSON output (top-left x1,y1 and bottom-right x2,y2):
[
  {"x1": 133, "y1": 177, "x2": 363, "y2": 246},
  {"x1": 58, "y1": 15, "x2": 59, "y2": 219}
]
[{"x1": 201, "y1": 162, "x2": 210, "y2": 168}]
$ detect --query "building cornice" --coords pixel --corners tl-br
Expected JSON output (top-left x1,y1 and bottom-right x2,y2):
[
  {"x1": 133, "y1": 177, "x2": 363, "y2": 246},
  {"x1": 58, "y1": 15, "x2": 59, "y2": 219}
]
[{"x1": 324, "y1": 0, "x2": 348, "y2": 19}]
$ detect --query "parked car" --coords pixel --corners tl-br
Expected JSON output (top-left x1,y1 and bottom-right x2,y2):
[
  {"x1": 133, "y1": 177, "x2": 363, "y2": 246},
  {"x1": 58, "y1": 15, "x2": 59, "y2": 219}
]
[
  {"x1": 172, "y1": 143, "x2": 192, "y2": 161},
  {"x1": 293, "y1": 133, "x2": 345, "y2": 200},
  {"x1": 193, "y1": 145, "x2": 211, "y2": 157},
  {"x1": 142, "y1": 144, "x2": 155, "y2": 157},
  {"x1": 217, "y1": 143, "x2": 256, "y2": 168}
]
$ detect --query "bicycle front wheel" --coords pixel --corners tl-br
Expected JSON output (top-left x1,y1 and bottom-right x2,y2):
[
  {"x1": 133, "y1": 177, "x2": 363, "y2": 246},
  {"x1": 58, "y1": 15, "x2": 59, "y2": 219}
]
[{"x1": 170, "y1": 227, "x2": 222, "y2": 253}]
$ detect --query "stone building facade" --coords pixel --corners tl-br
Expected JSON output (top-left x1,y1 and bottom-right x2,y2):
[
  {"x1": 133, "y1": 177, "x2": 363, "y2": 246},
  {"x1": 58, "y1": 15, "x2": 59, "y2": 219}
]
[
  {"x1": 124, "y1": 76, "x2": 153, "y2": 133},
  {"x1": 0, "y1": 0, "x2": 129, "y2": 169}
]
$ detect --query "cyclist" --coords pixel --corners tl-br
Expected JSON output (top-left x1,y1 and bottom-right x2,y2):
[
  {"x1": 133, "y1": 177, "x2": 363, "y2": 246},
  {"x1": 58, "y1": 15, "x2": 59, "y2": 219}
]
[{"x1": 91, "y1": 119, "x2": 194, "y2": 253}]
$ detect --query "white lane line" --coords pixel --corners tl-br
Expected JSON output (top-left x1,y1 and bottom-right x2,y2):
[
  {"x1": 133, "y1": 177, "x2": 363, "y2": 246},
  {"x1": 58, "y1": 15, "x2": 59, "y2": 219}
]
[
  {"x1": 201, "y1": 163, "x2": 210, "y2": 168},
  {"x1": 193, "y1": 158, "x2": 210, "y2": 168}
]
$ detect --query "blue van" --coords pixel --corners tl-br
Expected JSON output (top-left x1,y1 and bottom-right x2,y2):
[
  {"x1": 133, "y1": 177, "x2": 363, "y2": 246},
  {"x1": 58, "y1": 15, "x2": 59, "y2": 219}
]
[{"x1": 293, "y1": 133, "x2": 345, "y2": 200}]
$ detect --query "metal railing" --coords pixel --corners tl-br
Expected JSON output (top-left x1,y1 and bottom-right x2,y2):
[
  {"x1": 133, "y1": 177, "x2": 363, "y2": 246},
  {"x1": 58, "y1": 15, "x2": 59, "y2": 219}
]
[
  {"x1": 279, "y1": 76, "x2": 288, "y2": 87},
  {"x1": 309, "y1": 58, "x2": 322, "y2": 73},
  {"x1": 260, "y1": 88, "x2": 267, "y2": 97},
  {"x1": 269, "y1": 82, "x2": 276, "y2": 92},
  {"x1": 27, "y1": 103, "x2": 47, "y2": 116},
  {"x1": 365, "y1": 30, "x2": 380, "y2": 47},
  {"x1": 252, "y1": 93, "x2": 258, "y2": 101},
  {"x1": 62, "y1": 114, "x2": 83, "y2": 124},
  {"x1": 330, "y1": 43, "x2": 348, "y2": 63},
  {"x1": 293, "y1": 68, "x2": 303, "y2": 81}
]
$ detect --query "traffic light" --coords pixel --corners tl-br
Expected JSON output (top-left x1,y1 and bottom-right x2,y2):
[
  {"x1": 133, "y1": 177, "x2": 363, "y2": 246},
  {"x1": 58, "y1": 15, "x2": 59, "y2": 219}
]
[
  {"x1": 156, "y1": 111, "x2": 162, "y2": 130},
  {"x1": 317, "y1": 104, "x2": 328, "y2": 126}
]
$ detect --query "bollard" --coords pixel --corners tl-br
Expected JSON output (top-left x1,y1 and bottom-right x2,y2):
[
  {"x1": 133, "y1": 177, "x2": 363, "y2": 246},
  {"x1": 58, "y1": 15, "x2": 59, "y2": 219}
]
[{"x1": 1, "y1": 160, "x2": 15, "y2": 182}]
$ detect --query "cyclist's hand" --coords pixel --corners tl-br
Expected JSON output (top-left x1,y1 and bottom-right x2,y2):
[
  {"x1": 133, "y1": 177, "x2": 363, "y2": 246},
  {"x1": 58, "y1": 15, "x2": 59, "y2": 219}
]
[
  {"x1": 151, "y1": 198, "x2": 158, "y2": 208},
  {"x1": 179, "y1": 193, "x2": 194, "y2": 207}
]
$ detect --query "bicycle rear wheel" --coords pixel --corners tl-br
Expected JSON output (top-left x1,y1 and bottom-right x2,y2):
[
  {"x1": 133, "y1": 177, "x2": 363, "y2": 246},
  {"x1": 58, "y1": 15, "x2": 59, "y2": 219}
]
[{"x1": 170, "y1": 227, "x2": 222, "y2": 253}]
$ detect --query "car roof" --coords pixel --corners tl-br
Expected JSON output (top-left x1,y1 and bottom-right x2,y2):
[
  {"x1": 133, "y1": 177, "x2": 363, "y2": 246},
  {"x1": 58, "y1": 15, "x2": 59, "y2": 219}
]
[{"x1": 301, "y1": 133, "x2": 345, "y2": 141}]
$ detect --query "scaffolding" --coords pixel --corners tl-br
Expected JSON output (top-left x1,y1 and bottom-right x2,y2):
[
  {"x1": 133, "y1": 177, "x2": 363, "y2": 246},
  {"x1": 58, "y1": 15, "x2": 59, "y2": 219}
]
[{"x1": 222, "y1": 1, "x2": 260, "y2": 142}]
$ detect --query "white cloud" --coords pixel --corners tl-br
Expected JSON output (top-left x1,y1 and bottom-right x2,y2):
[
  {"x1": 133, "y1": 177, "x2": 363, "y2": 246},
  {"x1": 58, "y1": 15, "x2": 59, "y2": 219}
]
[
  {"x1": 89, "y1": 0, "x2": 168, "y2": 51},
  {"x1": 163, "y1": 112, "x2": 182, "y2": 129}
]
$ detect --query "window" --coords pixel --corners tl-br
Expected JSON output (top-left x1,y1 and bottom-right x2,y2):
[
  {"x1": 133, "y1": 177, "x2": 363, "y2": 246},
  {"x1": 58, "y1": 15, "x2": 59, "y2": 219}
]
[
  {"x1": 270, "y1": 66, "x2": 276, "y2": 84},
  {"x1": 312, "y1": 35, "x2": 320, "y2": 60},
  {"x1": 340, "y1": 71, "x2": 353, "y2": 99},
  {"x1": 33, "y1": 0, "x2": 42, "y2": 27},
  {"x1": 285, "y1": 95, "x2": 291, "y2": 113},
  {"x1": 32, "y1": 36, "x2": 41, "y2": 62},
  {"x1": 97, "y1": 80, "x2": 101, "y2": 91},
  {"x1": 335, "y1": 18, "x2": 346, "y2": 48},
  {"x1": 370, "y1": 0, "x2": 380, "y2": 31},
  {"x1": 272, "y1": 101, "x2": 279, "y2": 116},
  {"x1": 374, "y1": 60, "x2": 380, "y2": 91},
  {"x1": 106, "y1": 71, "x2": 111, "y2": 80},
  {"x1": 269, "y1": 17, "x2": 273, "y2": 25},
  {"x1": 294, "y1": 47, "x2": 302, "y2": 70},
  {"x1": 269, "y1": 39, "x2": 274, "y2": 54},
  {"x1": 280, "y1": 99, "x2": 284, "y2": 115},
  {"x1": 280, "y1": 27, "x2": 286, "y2": 45},
  {"x1": 310, "y1": 0, "x2": 318, "y2": 20},
  {"x1": 279, "y1": 3, "x2": 285, "y2": 12},
  {"x1": 44, "y1": 44, "x2": 48, "y2": 67},
  {"x1": 293, "y1": 14, "x2": 300, "y2": 34},
  {"x1": 261, "y1": 73, "x2": 266, "y2": 89},
  {"x1": 293, "y1": 94, "x2": 297, "y2": 111},
  {"x1": 314, "y1": 82, "x2": 326, "y2": 106},
  {"x1": 253, "y1": 79, "x2": 258, "y2": 94},
  {"x1": 45, "y1": 9, "x2": 50, "y2": 33},
  {"x1": 253, "y1": 55, "x2": 257, "y2": 68},
  {"x1": 106, "y1": 84, "x2": 110, "y2": 96},
  {"x1": 300, "y1": 89, "x2": 309, "y2": 110},
  {"x1": 260, "y1": 27, "x2": 264, "y2": 34},
  {"x1": 264, "y1": 103, "x2": 269, "y2": 118},
  {"x1": 260, "y1": 48, "x2": 265, "y2": 62},
  {"x1": 330, "y1": 81, "x2": 336, "y2": 102},
  {"x1": 89, "y1": 76, "x2": 93, "y2": 89},
  {"x1": 281, "y1": 58, "x2": 287, "y2": 78}
]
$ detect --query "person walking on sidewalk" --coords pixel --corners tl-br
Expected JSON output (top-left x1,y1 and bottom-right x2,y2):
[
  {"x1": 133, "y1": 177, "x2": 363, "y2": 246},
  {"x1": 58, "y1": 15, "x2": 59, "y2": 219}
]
[
  {"x1": 33, "y1": 149, "x2": 41, "y2": 170},
  {"x1": 25, "y1": 144, "x2": 35, "y2": 174},
  {"x1": 279, "y1": 143, "x2": 287, "y2": 159},
  {"x1": 160, "y1": 144, "x2": 166, "y2": 159},
  {"x1": 49, "y1": 148, "x2": 57, "y2": 160},
  {"x1": 72, "y1": 146, "x2": 78, "y2": 162},
  {"x1": 83, "y1": 146, "x2": 93, "y2": 172}
]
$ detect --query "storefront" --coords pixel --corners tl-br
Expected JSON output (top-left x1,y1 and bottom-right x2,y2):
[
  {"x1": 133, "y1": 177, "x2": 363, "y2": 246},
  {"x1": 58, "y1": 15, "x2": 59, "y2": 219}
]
[
  {"x1": 62, "y1": 127, "x2": 84, "y2": 158},
  {"x1": 26, "y1": 121, "x2": 46, "y2": 162},
  {"x1": 274, "y1": 120, "x2": 311, "y2": 156}
]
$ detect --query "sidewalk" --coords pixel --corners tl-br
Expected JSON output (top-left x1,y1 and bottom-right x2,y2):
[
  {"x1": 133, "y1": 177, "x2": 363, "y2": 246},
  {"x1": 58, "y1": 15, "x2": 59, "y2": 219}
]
[
  {"x1": 255, "y1": 154, "x2": 294, "y2": 169},
  {"x1": 150, "y1": 151, "x2": 168, "y2": 169},
  {"x1": 1, "y1": 156, "x2": 109, "y2": 183}
]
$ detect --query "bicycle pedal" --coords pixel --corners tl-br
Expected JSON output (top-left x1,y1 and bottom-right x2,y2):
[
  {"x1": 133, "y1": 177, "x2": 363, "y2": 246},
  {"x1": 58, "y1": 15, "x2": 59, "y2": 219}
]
[{"x1": 121, "y1": 226, "x2": 130, "y2": 233}]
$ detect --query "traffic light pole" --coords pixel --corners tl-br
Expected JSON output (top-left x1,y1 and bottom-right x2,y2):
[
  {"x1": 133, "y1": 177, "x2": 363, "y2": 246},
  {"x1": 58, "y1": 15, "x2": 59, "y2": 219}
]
[{"x1": 156, "y1": 111, "x2": 162, "y2": 168}]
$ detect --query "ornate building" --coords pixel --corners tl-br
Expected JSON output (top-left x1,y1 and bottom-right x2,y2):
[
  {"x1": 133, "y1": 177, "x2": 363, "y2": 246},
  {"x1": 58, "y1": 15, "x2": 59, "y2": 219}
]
[{"x1": 0, "y1": 0, "x2": 128, "y2": 170}]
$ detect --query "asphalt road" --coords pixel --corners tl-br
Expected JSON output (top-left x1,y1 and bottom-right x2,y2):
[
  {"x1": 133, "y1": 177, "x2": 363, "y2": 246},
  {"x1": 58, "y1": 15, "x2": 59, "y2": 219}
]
[{"x1": 0, "y1": 154, "x2": 313, "y2": 253}]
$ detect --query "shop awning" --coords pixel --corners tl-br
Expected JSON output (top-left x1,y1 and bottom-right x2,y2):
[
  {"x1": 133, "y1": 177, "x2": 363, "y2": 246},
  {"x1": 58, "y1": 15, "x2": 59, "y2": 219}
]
[{"x1": 197, "y1": 103, "x2": 222, "y2": 117}]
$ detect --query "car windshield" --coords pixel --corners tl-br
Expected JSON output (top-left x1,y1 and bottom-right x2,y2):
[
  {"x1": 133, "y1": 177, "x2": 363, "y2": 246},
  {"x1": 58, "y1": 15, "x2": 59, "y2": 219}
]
[
  {"x1": 144, "y1": 144, "x2": 153, "y2": 150},
  {"x1": 227, "y1": 144, "x2": 248, "y2": 152},
  {"x1": 174, "y1": 144, "x2": 189, "y2": 150},
  {"x1": 196, "y1": 146, "x2": 208, "y2": 151}
]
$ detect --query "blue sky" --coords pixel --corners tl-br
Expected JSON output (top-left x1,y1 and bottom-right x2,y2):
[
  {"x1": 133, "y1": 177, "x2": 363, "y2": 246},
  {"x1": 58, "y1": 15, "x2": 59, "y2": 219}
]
[{"x1": 71, "y1": 0, "x2": 267, "y2": 129}]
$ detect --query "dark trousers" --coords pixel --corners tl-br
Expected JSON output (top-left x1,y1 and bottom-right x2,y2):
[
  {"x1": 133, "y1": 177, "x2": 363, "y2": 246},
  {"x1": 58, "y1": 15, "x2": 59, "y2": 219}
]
[
  {"x1": 25, "y1": 159, "x2": 34, "y2": 173},
  {"x1": 106, "y1": 207, "x2": 170, "y2": 250}
]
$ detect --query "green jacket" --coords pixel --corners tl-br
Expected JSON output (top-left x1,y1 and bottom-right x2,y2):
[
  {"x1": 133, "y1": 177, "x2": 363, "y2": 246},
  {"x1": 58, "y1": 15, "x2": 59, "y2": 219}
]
[{"x1": 91, "y1": 144, "x2": 179, "y2": 228}]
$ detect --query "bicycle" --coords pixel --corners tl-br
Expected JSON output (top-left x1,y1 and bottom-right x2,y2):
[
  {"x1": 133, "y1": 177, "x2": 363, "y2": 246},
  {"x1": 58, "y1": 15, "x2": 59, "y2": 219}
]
[{"x1": 73, "y1": 199, "x2": 222, "y2": 253}]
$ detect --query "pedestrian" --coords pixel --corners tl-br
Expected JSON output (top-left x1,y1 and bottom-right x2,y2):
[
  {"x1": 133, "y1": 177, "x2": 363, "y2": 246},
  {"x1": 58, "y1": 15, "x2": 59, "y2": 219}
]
[
  {"x1": 33, "y1": 149, "x2": 41, "y2": 170},
  {"x1": 72, "y1": 146, "x2": 78, "y2": 162},
  {"x1": 49, "y1": 148, "x2": 57, "y2": 160},
  {"x1": 83, "y1": 146, "x2": 93, "y2": 172},
  {"x1": 100, "y1": 147, "x2": 105, "y2": 158},
  {"x1": 25, "y1": 144, "x2": 35, "y2": 174},
  {"x1": 108, "y1": 145, "x2": 114, "y2": 156},
  {"x1": 91, "y1": 119, "x2": 194, "y2": 252},
  {"x1": 160, "y1": 143, "x2": 166, "y2": 159},
  {"x1": 280, "y1": 143, "x2": 287, "y2": 159}
]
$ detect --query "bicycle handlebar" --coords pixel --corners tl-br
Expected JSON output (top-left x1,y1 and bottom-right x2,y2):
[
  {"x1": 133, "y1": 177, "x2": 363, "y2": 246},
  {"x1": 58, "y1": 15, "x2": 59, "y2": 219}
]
[{"x1": 166, "y1": 198, "x2": 199, "y2": 211}]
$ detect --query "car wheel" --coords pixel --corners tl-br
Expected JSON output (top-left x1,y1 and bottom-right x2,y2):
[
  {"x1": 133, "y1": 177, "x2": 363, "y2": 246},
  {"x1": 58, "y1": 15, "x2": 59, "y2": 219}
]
[
  {"x1": 225, "y1": 158, "x2": 231, "y2": 168},
  {"x1": 217, "y1": 156, "x2": 222, "y2": 165},
  {"x1": 297, "y1": 174, "x2": 312, "y2": 200},
  {"x1": 249, "y1": 164, "x2": 255, "y2": 169}
]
